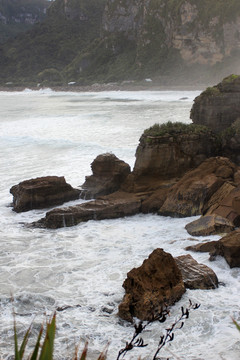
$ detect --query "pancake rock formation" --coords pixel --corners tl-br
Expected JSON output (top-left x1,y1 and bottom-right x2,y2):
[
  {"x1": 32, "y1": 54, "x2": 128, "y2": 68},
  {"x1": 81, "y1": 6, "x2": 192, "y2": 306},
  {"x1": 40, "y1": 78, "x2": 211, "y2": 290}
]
[{"x1": 80, "y1": 153, "x2": 130, "y2": 199}]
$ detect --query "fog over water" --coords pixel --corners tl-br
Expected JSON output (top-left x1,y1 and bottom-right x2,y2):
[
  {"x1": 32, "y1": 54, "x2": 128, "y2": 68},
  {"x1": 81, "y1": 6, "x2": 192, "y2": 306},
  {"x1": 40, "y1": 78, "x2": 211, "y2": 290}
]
[{"x1": 0, "y1": 89, "x2": 240, "y2": 360}]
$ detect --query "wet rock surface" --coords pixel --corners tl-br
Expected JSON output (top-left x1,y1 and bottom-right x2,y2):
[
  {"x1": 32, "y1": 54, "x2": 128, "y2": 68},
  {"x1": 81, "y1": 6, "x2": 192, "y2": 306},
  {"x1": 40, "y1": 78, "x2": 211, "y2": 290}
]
[
  {"x1": 133, "y1": 130, "x2": 218, "y2": 180},
  {"x1": 36, "y1": 191, "x2": 142, "y2": 229},
  {"x1": 80, "y1": 153, "x2": 130, "y2": 199},
  {"x1": 118, "y1": 248, "x2": 186, "y2": 322},
  {"x1": 186, "y1": 229, "x2": 240, "y2": 268},
  {"x1": 159, "y1": 157, "x2": 237, "y2": 217},
  {"x1": 10, "y1": 176, "x2": 80, "y2": 212},
  {"x1": 191, "y1": 75, "x2": 240, "y2": 133},
  {"x1": 175, "y1": 254, "x2": 218, "y2": 289},
  {"x1": 185, "y1": 214, "x2": 234, "y2": 236}
]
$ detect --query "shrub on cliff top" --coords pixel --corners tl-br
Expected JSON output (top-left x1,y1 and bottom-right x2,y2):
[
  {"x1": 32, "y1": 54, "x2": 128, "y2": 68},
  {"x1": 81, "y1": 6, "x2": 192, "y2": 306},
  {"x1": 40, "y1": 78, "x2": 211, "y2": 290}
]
[{"x1": 143, "y1": 121, "x2": 210, "y2": 137}]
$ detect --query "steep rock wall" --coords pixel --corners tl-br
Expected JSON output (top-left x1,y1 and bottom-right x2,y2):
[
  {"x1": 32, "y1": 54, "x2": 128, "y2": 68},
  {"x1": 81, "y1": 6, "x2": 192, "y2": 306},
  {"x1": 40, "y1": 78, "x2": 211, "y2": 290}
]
[{"x1": 102, "y1": 0, "x2": 240, "y2": 67}]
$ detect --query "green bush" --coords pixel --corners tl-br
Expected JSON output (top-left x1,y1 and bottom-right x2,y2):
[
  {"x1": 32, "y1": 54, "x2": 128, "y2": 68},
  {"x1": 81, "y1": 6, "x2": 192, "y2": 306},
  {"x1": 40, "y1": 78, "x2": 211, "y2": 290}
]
[{"x1": 143, "y1": 121, "x2": 210, "y2": 137}]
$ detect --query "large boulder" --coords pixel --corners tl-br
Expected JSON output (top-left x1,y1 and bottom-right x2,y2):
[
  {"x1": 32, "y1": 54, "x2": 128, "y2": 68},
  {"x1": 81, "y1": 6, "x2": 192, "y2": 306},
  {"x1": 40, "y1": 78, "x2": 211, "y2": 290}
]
[
  {"x1": 175, "y1": 254, "x2": 218, "y2": 290},
  {"x1": 118, "y1": 248, "x2": 185, "y2": 322},
  {"x1": 10, "y1": 176, "x2": 80, "y2": 212},
  {"x1": 159, "y1": 157, "x2": 238, "y2": 217},
  {"x1": 35, "y1": 191, "x2": 142, "y2": 229},
  {"x1": 191, "y1": 75, "x2": 240, "y2": 134},
  {"x1": 80, "y1": 153, "x2": 130, "y2": 199},
  {"x1": 185, "y1": 214, "x2": 234, "y2": 236}
]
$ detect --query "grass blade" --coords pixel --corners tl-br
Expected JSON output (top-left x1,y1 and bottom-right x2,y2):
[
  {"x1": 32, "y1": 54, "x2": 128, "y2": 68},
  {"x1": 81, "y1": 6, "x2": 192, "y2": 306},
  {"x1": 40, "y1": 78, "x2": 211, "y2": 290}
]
[
  {"x1": 39, "y1": 313, "x2": 56, "y2": 360},
  {"x1": 19, "y1": 324, "x2": 32, "y2": 359},
  {"x1": 232, "y1": 318, "x2": 240, "y2": 332},
  {"x1": 79, "y1": 342, "x2": 88, "y2": 360},
  {"x1": 97, "y1": 343, "x2": 109, "y2": 360},
  {"x1": 13, "y1": 315, "x2": 20, "y2": 360},
  {"x1": 29, "y1": 325, "x2": 44, "y2": 360}
]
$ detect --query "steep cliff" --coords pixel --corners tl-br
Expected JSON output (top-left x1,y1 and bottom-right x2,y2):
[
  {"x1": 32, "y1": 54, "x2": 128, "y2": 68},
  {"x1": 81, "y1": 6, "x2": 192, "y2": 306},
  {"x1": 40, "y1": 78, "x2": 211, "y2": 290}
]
[
  {"x1": 0, "y1": 0, "x2": 51, "y2": 43},
  {"x1": 65, "y1": 0, "x2": 240, "y2": 84},
  {"x1": 0, "y1": 0, "x2": 106, "y2": 84},
  {"x1": 1, "y1": 0, "x2": 240, "y2": 85}
]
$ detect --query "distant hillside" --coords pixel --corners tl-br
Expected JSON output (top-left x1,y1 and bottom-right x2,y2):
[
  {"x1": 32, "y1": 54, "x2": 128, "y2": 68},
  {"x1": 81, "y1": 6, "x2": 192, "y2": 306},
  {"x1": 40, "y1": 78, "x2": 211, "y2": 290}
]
[
  {"x1": 0, "y1": 0, "x2": 240, "y2": 86},
  {"x1": 0, "y1": 0, "x2": 51, "y2": 43}
]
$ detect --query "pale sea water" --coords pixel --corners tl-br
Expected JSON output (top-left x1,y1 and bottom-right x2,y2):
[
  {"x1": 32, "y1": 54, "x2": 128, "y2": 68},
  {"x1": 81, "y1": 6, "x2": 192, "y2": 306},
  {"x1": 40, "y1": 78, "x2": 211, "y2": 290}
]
[{"x1": 0, "y1": 89, "x2": 240, "y2": 360}]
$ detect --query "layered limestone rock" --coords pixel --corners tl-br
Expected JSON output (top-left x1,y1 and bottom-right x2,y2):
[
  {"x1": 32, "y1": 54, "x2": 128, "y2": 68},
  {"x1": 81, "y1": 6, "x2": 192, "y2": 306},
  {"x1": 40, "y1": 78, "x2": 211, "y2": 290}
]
[
  {"x1": 191, "y1": 75, "x2": 240, "y2": 134},
  {"x1": 35, "y1": 191, "x2": 142, "y2": 229},
  {"x1": 80, "y1": 153, "x2": 130, "y2": 199},
  {"x1": 10, "y1": 176, "x2": 80, "y2": 213},
  {"x1": 118, "y1": 249, "x2": 185, "y2": 322},
  {"x1": 132, "y1": 124, "x2": 218, "y2": 180},
  {"x1": 185, "y1": 215, "x2": 235, "y2": 236},
  {"x1": 159, "y1": 157, "x2": 238, "y2": 218}
]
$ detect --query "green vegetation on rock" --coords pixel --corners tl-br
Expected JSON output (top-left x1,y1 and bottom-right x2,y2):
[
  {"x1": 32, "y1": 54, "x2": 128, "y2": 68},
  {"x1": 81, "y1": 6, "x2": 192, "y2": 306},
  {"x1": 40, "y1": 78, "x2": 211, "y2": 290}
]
[{"x1": 143, "y1": 121, "x2": 211, "y2": 137}]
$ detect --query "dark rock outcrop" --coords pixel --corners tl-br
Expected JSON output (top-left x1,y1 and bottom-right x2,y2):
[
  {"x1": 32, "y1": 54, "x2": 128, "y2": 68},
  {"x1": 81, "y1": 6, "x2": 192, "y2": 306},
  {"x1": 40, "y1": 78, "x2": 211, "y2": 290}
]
[
  {"x1": 186, "y1": 229, "x2": 240, "y2": 268},
  {"x1": 175, "y1": 254, "x2": 218, "y2": 289},
  {"x1": 118, "y1": 248, "x2": 185, "y2": 322},
  {"x1": 191, "y1": 75, "x2": 240, "y2": 134},
  {"x1": 132, "y1": 128, "x2": 219, "y2": 180},
  {"x1": 185, "y1": 214, "x2": 234, "y2": 236},
  {"x1": 80, "y1": 153, "x2": 130, "y2": 199},
  {"x1": 36, "y1": 191, "x2": 142, "y2": 229},
  {"x1": 159, "y1": 157, "x2": 238, "y2": 217},
  {"x1": 10, "y1": 176, "x2": 80, "y2": 212},
  {"x1": 202, "y1": 182, "x2": 240, "y2": 226},
  {"x1": 186, "y1": 241, "x2": 219, "y2": 254}
]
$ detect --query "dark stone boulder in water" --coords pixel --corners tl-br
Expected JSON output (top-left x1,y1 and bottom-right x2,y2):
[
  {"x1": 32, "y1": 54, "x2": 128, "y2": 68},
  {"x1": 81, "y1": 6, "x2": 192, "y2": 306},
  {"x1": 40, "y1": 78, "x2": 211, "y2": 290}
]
[
  {"x1": 175, "y1": 254, "x2": 218, "y2": 290},
  {"x1": 118, "y1": 248, "x2": 185, "y2": 322},
  {"x1": 10, "y1": 176, "x2": 80, "y2": 212},
  {"x1": 80, "y1": 153, "x2": 130, "y2": 199}
]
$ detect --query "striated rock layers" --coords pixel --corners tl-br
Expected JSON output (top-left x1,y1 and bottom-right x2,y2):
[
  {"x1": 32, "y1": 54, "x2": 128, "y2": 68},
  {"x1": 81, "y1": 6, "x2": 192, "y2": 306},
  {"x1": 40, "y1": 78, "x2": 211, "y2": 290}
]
[
  {"x1": 132, "y1": 126, "x2": 218, "y2": 180},
  {"x1": 158, "y1": 157, "x2": 238, "y2": 218},
  {"x1": 191, "y1": 75, "x2": 240, "y2": 134},
  {"x1": 10, "y1": 176, "x2": 80, "y2": 212},
  {"x1": 36, "y1": 191, "x2": 142, "y2": 229},
  {"x1": 191, "y1": 75, "x2": 240, "y2": 164}
]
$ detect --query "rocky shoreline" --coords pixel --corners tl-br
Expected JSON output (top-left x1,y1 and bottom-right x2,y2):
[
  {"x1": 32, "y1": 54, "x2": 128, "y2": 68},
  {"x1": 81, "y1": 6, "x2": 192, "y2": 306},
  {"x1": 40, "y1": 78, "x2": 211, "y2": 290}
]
[
  {"x1": 9, "y1": 74, "x2": 240, "y2": 321},
  {"x1": 0, "y1": 81, "x2": 206, "y2": 93}
]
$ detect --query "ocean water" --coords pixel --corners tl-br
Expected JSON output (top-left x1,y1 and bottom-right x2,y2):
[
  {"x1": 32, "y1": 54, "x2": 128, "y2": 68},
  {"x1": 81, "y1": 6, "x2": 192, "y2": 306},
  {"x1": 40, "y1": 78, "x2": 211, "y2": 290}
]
[{"x1": 0, "y1": 89, "x2": 240, "y2": 360}]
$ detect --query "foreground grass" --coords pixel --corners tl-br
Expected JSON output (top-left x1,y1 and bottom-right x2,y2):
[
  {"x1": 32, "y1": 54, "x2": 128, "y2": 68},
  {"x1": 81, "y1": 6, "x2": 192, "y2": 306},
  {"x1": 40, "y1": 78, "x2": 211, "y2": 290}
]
[{"x1": 13, "y1": 300, "x2": 201, "y2": 360}]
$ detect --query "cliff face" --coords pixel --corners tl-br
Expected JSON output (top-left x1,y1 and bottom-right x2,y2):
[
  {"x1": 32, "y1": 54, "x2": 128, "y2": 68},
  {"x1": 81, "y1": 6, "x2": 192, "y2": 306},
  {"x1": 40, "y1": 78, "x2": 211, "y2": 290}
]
[
  {"x1": 102, "y1": 0, "x2": 240, "y2": 67},
  {"x1": 0, "y1": 0, "x2": 51, "y2": 43},
  {"x1": 1, "y1": 0, "x2": 240, "y2": 85}
]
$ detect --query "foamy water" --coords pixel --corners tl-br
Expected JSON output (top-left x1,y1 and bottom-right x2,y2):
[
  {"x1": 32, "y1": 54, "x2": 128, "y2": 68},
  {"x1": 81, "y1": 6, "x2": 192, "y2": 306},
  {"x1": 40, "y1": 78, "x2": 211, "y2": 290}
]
[{"x1": 0, "y1": 89, "x2": 240, "y2": 360}]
